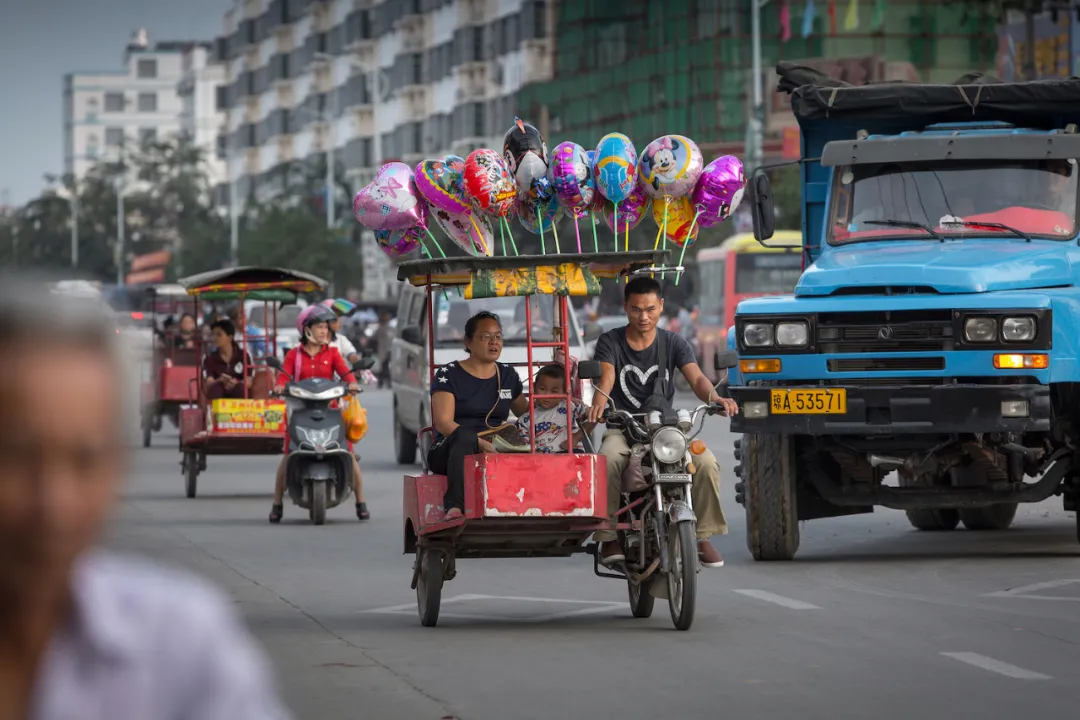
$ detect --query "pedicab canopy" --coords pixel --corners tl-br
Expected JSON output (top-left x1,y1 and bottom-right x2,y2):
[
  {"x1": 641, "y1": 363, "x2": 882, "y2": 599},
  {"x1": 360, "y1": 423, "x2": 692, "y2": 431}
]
[
  {"x1": 395, "y1": 250, "x2": 670, "y2": 298},
  {"x1": 176, "y1": 266, "x2": 328, "y2": 301}
]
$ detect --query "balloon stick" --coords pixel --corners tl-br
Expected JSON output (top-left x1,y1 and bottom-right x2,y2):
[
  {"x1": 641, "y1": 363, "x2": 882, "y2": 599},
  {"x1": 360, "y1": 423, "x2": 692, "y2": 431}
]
[
  {"x1": 502, "y1": 217, "x2": 519, "y2": 255},
  {"x1": 537, "y1": 207, "x2": 546, "y2": 255},
  {"x1": 467, "y1": 215, "x2": 484, "y2": 257},
  {"x1": 591, "y1": 210, "x2": 599, "y2": 253},
  {"x1": 573, "y1": 214, "x2": 583, "y2": 253},
  {"x1": 674, "y1": 210, "x2": 700, "y2": 286},
  {"x1": 552, "y1": 214, "x2": 562, "y2": 253},
  {"x1": 423, "y1": 228, "x2": 447, "y2": 258}
]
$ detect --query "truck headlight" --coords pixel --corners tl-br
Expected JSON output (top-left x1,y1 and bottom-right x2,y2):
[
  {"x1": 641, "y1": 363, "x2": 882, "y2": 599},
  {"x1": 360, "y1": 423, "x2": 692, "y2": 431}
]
[
  {"x1": 776, "y1": 321, "x2": 809, "y2": 347},
  {"x1": 743, "y1": 323, "x2": 774, "y2": 347},
  {"x1": 1002, "y1": 316, "x2": 1036, "y2": 342},
  {"x1": 964, "y1": 317, "x2": 997, "y2": 343},
  {"x1": 651, "y1": 427, "x2": 687, "y2": 464}
]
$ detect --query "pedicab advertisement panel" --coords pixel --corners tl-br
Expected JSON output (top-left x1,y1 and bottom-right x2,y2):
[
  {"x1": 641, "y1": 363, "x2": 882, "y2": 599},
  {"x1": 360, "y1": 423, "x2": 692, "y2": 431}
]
[{"x1": 210, "y1": 399, "x2": 287, "y2": 434}]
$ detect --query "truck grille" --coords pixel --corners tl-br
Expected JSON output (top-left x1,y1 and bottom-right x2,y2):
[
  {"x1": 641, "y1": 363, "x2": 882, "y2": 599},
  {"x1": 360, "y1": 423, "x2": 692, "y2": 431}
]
[
  {"x1": 817, "y1": 310, "x2": 953, "y2": 353},
  {"x1": 827, "y1": 357, "x2": 945, "y2": 372}
]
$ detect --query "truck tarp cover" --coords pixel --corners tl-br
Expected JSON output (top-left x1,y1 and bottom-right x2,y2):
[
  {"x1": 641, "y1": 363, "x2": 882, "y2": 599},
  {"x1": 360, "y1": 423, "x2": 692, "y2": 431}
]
[{"x1": 778, "y1": 61, "x2": 1080, "y2": 131}]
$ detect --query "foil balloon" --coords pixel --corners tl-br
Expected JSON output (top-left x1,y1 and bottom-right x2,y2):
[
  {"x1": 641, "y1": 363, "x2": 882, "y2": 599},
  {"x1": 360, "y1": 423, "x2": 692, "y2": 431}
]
[
  {"x1": 549, "y1": 141, "x2": 596, "y2": 218},
  {"x1": 464, "y1": 149, "x2": 517, "y2": 217},
  {"x1": 652, "y1": 196, "x2": 700, "y2": 246},
  {"x1": 503, "y1": 117, "x2": 549, "y2": 193},
  {"x1": 414, "y1": 155, "x2": 471, "y2": 215},
  {"x1": 517, "y1": 191, "x2": 561, "y2": 235},
  {"x1": 352, "y1": 162, "x2": 425, "y2": 231},
  {"x1": 432, "y1": 206, "x2": 494, "y2": 256},
  {"x1": 593, "y1": 133, "x2": 637, "y2": 204},
  {"x1": 638, "y1": 134, "x2": 704, "y2": 199},
  {"x1": 692, "y1": 155, "x2": 747, "y2": 228},
  {"x1": 373, "y1": 201, "x2": 428, "y2": 257},
  {"x1": 601, "y1": 181, "x2": 652, "y2": 234}
]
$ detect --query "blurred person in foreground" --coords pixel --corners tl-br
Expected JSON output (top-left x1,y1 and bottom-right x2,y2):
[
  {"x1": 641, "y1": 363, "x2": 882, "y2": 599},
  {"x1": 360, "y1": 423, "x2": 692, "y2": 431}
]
[{"x1": 0, "y1": 277, "x2": 292, "y2": 719}]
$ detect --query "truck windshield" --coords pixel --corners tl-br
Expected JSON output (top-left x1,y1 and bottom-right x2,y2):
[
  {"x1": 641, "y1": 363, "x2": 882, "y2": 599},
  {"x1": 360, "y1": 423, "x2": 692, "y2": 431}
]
[{"x1": 828, "y1": 158, "x2": 1078, "y2": 244}]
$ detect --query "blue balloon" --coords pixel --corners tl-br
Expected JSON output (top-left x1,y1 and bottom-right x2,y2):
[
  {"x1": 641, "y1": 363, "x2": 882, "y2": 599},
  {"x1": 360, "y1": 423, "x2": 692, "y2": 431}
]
[
  {"x1": 516, "y1": 177, "x2": 562, "y2": 235},
  {"x1": 593, "y1": 133, "x2": 638, "y2": 204}
]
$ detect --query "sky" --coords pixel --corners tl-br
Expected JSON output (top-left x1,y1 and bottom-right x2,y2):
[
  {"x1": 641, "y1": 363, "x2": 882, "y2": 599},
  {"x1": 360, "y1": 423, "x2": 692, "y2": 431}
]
[{"x1": 0, "y1": 0, "x2": 228, "y2": 207}]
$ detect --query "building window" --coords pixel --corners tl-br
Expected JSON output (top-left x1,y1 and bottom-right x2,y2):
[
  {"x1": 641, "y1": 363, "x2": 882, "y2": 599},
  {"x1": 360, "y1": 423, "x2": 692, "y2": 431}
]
[
  {"x1": 137, "y1": 92, "x2": 157, "y2": 112},
  {"x1": 472, "y1": 27, "x2": 484, "y2": 62},
  {"x1": 136, "y1": 59, "x2": 158, "y2": 78},
  {"x1": 104, "y1": 92, "x2": 125, "y2": 112},
  {"x1": 413, "y1": 123, "x2": 423, "y2": 153},
  {"x1": 139, "y1": 128, "x2": 157, "y2": 145},
  {"x1": 86, "y1": 134, "x2": 100, "y2": 159},
  {"x1": 411, "y1": 53, "x2": 423, "y2": 85},
  {"x1": 472, "y1": 101, "x2": 485, "y2": 137},
  {"x1": 105, "y1": 127, "x2": 125, "y2": 147}
]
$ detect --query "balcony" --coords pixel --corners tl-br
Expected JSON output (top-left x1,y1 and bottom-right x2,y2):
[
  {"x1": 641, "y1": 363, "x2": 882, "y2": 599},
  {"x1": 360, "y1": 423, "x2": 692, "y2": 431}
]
[
  {"x1": 399, "y1": 85, "x2": 428, "y2": 122},
  {"x1": 522, "y1": 39, "x2": 553, "y2": 85},
  {"x1": 397, "y1": 12, "x2": 426, "y2": 51},
  {"x1": 245, "y1": 97, "x2": 261, "y2": 124},
  {"x1": 276, "y1": 83, "x2": 294, "y2": 108},
  {"x1": 350, "y1": 109, "x2": 373, "y2": 137},
  {"x1": 245, "y1": 148, "x2": 260, "y2": 175},
  {"x1": 459, "y1": 0, "x2": 488, "y2": 25},
  {"x1": 277, "y1": 135, "x2": 294, "y2": 163}
]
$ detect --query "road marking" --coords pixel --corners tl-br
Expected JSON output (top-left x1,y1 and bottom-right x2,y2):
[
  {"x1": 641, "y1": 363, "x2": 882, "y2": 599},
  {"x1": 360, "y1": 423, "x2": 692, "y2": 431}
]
[
  {"x1": 731, "y1": 589, "x2": 821, "y2": 610},
  {"x1": 941, "y1": 652, "x2": 1051, "y2": 680},
  {"x1": 361, "y1": 594, "x2": 625, "y2": 622},
  {"x1": 984, "y1": 579, "x2": 1080, "y2": 601}
]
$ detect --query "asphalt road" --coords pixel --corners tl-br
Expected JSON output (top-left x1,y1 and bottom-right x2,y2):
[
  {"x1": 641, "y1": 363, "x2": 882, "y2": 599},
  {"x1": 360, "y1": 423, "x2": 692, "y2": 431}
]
[{"x1": 111, "y1": 386, "x2": 1080, "y2": 720}]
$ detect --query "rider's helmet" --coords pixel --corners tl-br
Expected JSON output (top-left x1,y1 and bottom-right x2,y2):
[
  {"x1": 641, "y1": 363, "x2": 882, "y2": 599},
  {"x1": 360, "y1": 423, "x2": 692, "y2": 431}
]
[{"x1": 301, "y1": 305, "x2": 336, "y2": 343}]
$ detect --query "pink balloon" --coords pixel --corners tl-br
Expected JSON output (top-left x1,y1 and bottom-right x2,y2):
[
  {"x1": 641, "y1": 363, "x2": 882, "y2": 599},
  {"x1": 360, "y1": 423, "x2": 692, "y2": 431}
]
[
  {"x1": 353, "y1": 162, "x2": 425, "y2": 230},
  {"x1": 638, "y1": 134, "x2": 704, "y2": 198},
  {"x1": 414, "y1": 156, "x2": 471, "y2": 215},
  {"x1": 374, "y1": 201, "x2": 428, "y2": 257},
  {"x1": 692, "y1": 156, "x2": 746, "y2": 228},
  {"x1": 600, "y1": 181, "x2": 652, "y2": 234}
]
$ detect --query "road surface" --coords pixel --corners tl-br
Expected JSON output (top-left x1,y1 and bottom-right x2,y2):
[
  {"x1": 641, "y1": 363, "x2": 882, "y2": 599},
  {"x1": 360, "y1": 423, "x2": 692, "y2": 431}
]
[{"x1": 113, "y1": 388, "x2": 1080, "y2": 719}]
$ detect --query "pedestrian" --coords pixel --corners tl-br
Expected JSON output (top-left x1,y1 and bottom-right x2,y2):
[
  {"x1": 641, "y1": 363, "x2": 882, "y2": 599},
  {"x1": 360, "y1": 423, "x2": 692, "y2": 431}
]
[{"x1": 0, "y1": 275, "x2": 292, "y2": 719}]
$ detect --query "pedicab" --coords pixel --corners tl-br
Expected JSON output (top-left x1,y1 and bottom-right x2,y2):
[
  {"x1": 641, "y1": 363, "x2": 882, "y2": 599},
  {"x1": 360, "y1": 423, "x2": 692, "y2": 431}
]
[
  {"x1": 175, "y1": 267, "x2": 328, "y2": 498},
  {"x1": 138, "y1": 283, "x2": 198, "y2": 447},
  {"x1": 400, "y1": 250, "x2": 713, "y2": 630}
]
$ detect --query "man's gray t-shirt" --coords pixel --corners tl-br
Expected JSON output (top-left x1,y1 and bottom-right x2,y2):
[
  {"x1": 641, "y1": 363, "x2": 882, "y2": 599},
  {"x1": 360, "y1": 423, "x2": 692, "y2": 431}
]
[{"x1": 593, "y1": 327, "x2": 696, "y2": 411}]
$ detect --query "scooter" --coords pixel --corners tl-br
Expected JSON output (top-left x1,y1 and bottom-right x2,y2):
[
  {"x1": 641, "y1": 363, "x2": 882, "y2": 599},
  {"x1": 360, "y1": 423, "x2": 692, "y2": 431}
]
[{"x1": 265, "y1": 355, "x2": 375, "y2": 525}]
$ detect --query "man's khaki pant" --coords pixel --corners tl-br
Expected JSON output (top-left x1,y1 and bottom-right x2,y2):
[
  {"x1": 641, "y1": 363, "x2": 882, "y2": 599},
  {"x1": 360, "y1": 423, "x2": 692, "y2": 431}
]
[{"x1": 593, "y1": 429, "x2": 728, "y2": 542}]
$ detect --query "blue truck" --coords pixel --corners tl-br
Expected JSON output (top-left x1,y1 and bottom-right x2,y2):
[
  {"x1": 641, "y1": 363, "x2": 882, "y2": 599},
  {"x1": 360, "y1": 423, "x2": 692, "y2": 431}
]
[{"x1": 727, "y1": 64, "x2": 1080, "y2": 560}]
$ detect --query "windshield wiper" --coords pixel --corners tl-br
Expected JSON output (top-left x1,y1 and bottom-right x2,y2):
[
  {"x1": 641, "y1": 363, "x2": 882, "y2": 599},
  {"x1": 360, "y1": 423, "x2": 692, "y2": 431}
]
[
  {"x1": 862, "y1": 220, "x2": 944, "y2": 242},
  {"x1": 951, "y1": 220, "x2": 1032, "y2": 243}
]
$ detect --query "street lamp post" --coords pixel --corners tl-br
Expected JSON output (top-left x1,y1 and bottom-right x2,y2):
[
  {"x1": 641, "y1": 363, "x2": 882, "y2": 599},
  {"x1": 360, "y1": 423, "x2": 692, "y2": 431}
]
[
  {"x1": 116, "y1": 142, "x2": 127, "y2": 286},
  {"x1": 71, "y1": 193, "x2": 79, "y2": 269},
  {"x1": 229, "y1": 131, "x2": 239, "y2": 267},
  {"x1": 748, "y1": 0, "x2": 767, "y2": 173}
]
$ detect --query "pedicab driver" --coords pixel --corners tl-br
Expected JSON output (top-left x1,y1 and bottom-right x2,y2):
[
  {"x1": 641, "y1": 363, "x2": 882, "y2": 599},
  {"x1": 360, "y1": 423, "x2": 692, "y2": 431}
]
[{"x1": 586, "y1": 276, "x2": 739, "y2": 568}]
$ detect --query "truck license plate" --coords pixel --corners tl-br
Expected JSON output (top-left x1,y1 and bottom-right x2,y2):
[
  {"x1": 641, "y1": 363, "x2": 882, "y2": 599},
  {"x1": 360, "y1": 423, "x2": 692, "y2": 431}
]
[
  {"x1": 657, "y1": 473, "x2": 692, "y2": 484},
  {"x1": 769, "y1": 388, "x2": 847, "y2": 415}
]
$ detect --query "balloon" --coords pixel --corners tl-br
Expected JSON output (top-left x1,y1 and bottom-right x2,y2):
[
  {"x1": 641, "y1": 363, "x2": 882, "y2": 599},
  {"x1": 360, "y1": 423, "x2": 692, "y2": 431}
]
[
  {"x1": 601, "y1": 181, "x2": 652, "y2": 234},
  {"x1": 431, "y1": 206, "x2": 494, "y2": 256},
  {"x1": 463, "y1": 149, "x2": 517, "y2": 217},
  {"x1": 652, "y1": 196, "x2": 700, "y2": 246},
  {"x1": 516, "y1": 188, "x2": 561, "y2": 235},
  {"x1": 414, "y1": 155, "x2": 471, "y2": 215},
  {"x1": 352, "y1": 162, "x2": 425, "y2": 230},
  {"x1": 593, "y1": 133, "x2": 638, "y2": 204},
  {"x1": 638, "y1": 134, "x2": 704, "y2": 198},
  {"x1": 374, "y1": 200, "x2": 428, "y2": 257},
  {"x1": 549, "y1": 141, "x2": 596, "y2": 218},
  {"x1": 503, "y1": 117, "x2": 548, "y2": 193},
  {"x1": 692, "y1": 155, "x2": 747, "y2": 228}
]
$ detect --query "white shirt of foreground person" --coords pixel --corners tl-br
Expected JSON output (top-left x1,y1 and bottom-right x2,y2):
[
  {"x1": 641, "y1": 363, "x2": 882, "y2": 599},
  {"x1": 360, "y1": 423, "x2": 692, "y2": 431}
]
[
  {"x1": 333, "y1": 332, "x2": 357, "y2": 360},
  {"x1": 31, "y1": 551, "x2": 293, "y2": 720}
]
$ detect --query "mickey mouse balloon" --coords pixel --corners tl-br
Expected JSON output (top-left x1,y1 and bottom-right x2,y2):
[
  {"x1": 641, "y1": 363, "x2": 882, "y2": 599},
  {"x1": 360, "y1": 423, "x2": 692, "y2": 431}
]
[
  {"x1": 638, "y1": 134, "x2": 704, "y2": 199},
  {"x1": 463, "y1": 149, "x2": 517, "y2": 217},
  {"x1": 503, "y1": 117, "x2": 548, "y2": 194}
]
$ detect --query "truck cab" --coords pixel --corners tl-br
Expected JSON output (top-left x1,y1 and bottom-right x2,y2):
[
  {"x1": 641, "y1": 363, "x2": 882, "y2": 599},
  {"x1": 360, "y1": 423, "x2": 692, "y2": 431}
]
[{"x1": 728, "y1": 66, "x2": 1080, "y2": 560}]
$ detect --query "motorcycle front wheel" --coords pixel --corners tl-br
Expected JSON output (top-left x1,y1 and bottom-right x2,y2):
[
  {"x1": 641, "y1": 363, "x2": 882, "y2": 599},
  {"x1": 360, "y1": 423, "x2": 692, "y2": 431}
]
[{"x1": 666, "y1": 520, "x2": 697, "y2": 631}]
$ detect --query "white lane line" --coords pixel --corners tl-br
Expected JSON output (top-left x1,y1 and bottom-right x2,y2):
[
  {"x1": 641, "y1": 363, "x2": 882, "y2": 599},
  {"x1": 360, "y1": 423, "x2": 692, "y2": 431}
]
[
  {"x1": 731, "y1": 589, "x2": 822, "y2": 610},
  {"x1": 984, "y1": 579, "x2": 1080, "y2": 601},
  {"x1": 941, "y1": 652, "x2": 1052, "y2": 680}
]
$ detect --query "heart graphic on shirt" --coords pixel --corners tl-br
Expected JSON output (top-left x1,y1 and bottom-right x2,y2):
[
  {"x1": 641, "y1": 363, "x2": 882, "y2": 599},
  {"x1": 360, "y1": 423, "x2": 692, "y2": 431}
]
[{"x1": 619, "y1": 364, "x2": 659, "y2": 409}]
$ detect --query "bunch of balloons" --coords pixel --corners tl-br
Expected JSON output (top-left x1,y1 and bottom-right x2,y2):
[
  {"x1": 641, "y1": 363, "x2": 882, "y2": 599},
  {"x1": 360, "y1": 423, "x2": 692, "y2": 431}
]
[{"x1": 352, "y1": 117, "x2": 748, "y2": 271}]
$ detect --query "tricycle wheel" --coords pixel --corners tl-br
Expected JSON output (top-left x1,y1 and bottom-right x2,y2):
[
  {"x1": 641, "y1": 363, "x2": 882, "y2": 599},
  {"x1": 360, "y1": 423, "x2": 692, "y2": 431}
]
[
  {"x1": 959, "y1": 503, "x2": 1017, "y2": 531},
  {"x1": 184, "y1": 452, "x2": 198, "y2": 498},
  {"x1": 310, "y1": 482, "x2": 327, "y2": 525},
  {"x1": 396, "y1": 421, "x2": 416, "y2": 465},
  {"x1": 627, "y1": 576, "x2": 655, "y2": 618},
  {"x1": 416, "y1": 548, "x2": 444, "y2": 627},
  {"x1": 667, "y1": 520, "x2": 697, "y2": 631},
  {"x1": 141, "y1": 415, "x2": 152, "y2": 448}
]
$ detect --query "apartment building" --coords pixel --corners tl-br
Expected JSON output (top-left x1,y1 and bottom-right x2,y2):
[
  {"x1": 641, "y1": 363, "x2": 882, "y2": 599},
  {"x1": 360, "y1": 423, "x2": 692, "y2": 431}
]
[
  {"x1": 63, "y1": 30, "x2": 193, "y2": 182},
  {"x1": 213, "y1": 0, "x2": 553, "y2": 208},
  {"x1": 177, "y1": 44, "x2": 228, "y2": 190}
]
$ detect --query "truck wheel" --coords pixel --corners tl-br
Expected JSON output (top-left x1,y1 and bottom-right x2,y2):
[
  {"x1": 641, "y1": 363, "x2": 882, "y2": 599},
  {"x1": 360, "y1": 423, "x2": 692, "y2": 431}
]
[
  {"x1": 904, "y1": 508, "x2": 960, "y2": 531},
  {"x1": 743, "y1": 434, "x2": 800, "y2": 561},
  {"x1": 395, "y1": 421, "x2": 416, "y2": 465},
  {"x1": 959, "y1": 503, "x2": 1017, "y2": 531}
]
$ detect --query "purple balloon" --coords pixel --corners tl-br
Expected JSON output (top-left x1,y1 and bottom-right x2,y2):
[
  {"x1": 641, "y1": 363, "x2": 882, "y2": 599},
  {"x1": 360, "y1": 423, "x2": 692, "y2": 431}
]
[
  {"x1": 692, "y1": 156, "x2": 746, "y2": 228},
  {"x1": 353, "y1": 162, "x2": 425, "y2": 230},
  {"x1": 414, "y1": 156, "x2": 471, "y2": 215},
  {"x1": 374, "y1": 201, "x2": 428, "y2": 257},
  {"x1": 549, "y1": 141, "x2": 595, "y2": 219},
  {"x1": 638, "y1": 134, "x2": 704, "y2": 199},
  {"x1": 600, "y1": 181, "x2": 652, "y2": 234}
]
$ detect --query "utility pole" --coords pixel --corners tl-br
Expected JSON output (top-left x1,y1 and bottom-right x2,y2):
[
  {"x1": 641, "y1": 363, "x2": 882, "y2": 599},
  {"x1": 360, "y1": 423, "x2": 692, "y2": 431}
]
[
  {"x1": 325, "y1": 90, "x2": 335, "y2": 230},
  {"x1": 116, "y1": 142, "x2": 126, "y2": 286},
  {"x1": 71, "y1": 193, "x2": 79, "y2": 269},
  {"x1": 748, "y1": 0, "x2": 766, "y2": 173},
  {"x1": 229, "y1": 132, "x2": 239, "y2": 267}
]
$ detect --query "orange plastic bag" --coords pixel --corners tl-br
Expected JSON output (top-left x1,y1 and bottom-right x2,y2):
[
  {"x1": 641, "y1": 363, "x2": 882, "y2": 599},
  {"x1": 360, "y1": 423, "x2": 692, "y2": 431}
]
[{"x1": 343, "y1": 395, "x2": 368, "y2": 443}]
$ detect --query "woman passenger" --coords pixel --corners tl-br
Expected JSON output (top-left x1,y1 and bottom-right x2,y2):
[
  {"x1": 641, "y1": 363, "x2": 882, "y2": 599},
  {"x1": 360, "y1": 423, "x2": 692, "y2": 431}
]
[
  {"x1": 202, "y1": 319, "x2": 251, "y2": 400},
  {"x1": 427, "y1": 311, "x2": 528, "y2": 519}
]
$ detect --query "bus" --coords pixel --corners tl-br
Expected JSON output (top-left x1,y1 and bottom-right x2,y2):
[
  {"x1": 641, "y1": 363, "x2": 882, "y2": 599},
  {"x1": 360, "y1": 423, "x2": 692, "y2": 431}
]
[{"x1": 695, "y1": 230, "x2": 803, "y2": 381}]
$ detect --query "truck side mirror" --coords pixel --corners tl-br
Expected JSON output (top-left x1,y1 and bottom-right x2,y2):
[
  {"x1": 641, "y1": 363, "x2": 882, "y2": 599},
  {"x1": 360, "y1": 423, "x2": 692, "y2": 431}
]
[
  {"x1": 715, "y1": 350, "x2": 737, "y2": 370},
  {"x1": 400, "y1": 325, "x2": 423, "y2": 345},
  {"x1": 749, "y1": 168, "x2": 776, "y2": 243},
  {"x1": 577, "y1": 360, "x2": 603, "y2": 381}
]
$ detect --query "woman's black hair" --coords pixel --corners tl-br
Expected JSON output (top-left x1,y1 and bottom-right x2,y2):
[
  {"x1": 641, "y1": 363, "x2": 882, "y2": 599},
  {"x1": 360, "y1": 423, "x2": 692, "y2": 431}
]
[
  {"x1": 210, "y1": 318, "x2": 236, "y2": 337},
  {"x1": 463, "y1": 311, "x2": 501, "y2": 355}
]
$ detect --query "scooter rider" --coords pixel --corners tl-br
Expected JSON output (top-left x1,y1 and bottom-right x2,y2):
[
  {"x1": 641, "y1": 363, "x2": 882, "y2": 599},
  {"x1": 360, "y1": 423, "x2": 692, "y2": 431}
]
[
  {"x1": 268, "y1": 305, "x2": 369, "y2": 523},
  {"x1": 586, "y1": 276, "x2": 739, "y2": 568}
]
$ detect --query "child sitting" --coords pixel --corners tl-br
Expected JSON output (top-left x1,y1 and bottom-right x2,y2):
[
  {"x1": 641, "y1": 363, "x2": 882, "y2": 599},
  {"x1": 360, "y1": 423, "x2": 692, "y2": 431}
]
[{"x1": 515, "y1": 364, "x2": 593, "y2": 454}]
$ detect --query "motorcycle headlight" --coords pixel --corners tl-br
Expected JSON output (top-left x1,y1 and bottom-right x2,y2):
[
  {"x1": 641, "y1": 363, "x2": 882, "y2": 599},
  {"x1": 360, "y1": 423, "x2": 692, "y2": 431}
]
[
  {"x1": 298, "y1": 426, "x2": 339, "y2": 447},
  {"x1": 964, "y1": 317, "x2": 997, "y2": 343},
  {"x1": 289, "y1": 385, "x2": 346, "y2": 401},
  {"x1": 742, "y1": 323, "x2": 774, "y2": 348},
  {"x1": 775, "y1": 321, "x2": 809, "y2": 347},
  {"x1": 1002, "y1": 316, "x2": 1036, "y2": 342},
  {"x1": 651, "y1": 427, "x2": 687, "y2": 464}
]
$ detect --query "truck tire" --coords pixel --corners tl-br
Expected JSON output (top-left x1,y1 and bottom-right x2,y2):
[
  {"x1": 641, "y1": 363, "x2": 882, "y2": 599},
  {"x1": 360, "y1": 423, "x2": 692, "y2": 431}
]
[
  {"x1": 959, "y1": 503, "x2": 1018, "y2": 531},
  {"x1": 904, "y1": 508, "x2": 960, "y2": 531},
  {"x1": 395, "y1": 421, "x2": 416, "y2": 465},
  {"x1": 743, "y1": 434, "x2": 800, "y2": 561}
]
